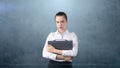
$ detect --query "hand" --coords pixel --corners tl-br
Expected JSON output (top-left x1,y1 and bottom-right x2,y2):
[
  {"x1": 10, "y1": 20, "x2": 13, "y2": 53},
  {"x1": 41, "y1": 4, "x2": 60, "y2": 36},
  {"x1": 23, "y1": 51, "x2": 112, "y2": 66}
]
[
  {"x1": 64, "y1": 56, "x2": 72, "y2": 62},
  {"x1": 56, "y1": 55, "x2": 72, "y2": 61},
  {"x1": 47, "y1": 44, "x2": 56, "y2": 53}
]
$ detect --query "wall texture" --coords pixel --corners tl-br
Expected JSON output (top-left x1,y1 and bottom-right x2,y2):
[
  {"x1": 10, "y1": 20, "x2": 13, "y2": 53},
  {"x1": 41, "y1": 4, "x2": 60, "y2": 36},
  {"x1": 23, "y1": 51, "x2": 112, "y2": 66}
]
[{"x1": 0, "y1": 0, "x2": 120, "y2": 68}]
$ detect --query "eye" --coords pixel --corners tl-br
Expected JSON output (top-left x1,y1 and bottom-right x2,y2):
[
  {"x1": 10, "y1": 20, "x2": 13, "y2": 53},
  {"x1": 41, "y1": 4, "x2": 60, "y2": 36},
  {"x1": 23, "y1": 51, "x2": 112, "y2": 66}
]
[
  {"x1": 61, "y1": 20, "x2": 64, "y2": 23},
  {"x1": 56, "y1": 21, "x2": 59, "y2": 23}
]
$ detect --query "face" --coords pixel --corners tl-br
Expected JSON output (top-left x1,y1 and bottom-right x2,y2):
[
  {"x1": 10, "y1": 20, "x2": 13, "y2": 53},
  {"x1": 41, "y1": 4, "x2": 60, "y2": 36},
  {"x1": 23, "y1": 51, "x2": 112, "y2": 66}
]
[{"x1": 55, "y1": 16, "x2": 67, "y2": 32}]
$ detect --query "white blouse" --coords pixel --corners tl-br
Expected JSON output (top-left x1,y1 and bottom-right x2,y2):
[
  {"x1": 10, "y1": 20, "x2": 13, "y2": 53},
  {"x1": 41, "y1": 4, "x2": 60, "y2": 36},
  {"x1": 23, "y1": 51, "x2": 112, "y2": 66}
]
[{"x1": 42, "y1": 30, "x2": 78, "y2": 62}]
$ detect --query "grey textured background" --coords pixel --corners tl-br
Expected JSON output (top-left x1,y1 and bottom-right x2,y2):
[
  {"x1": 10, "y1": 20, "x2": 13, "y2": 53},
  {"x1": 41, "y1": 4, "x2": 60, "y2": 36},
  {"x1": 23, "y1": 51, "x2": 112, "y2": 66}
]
[{"x1": 0, "y1": 0, "x2": 120, "y2": 68}]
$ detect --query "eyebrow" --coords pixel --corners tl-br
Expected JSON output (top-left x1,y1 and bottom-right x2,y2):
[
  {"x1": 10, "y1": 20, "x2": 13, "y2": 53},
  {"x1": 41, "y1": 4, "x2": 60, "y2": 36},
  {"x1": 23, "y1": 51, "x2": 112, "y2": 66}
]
[{"x1": 61, "y1": 20, "x2": 64, "y2": 22}]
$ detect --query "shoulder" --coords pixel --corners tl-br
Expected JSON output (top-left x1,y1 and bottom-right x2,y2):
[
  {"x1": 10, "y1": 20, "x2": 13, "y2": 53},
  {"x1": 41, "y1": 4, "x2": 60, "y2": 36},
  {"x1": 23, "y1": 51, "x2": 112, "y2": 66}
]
[
  {"x1": 68, "y1": 31, "x2": 78, "y2": 41},
  {"x1": 47, "y1": 32, "x2": 56, "y2": 38},
  {"x1": 68, "y1": 31, "x2": 77, "y2": 37},
  {"x1": 46, "y1": 32, "x2": 56, "y2": 41}
]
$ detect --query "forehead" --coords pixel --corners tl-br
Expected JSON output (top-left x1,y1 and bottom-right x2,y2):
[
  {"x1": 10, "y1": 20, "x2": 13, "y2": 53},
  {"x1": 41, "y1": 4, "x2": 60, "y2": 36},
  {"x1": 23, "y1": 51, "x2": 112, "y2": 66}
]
[{"x1": 55, "y1": 16, "x2": 66, "y2": 21}]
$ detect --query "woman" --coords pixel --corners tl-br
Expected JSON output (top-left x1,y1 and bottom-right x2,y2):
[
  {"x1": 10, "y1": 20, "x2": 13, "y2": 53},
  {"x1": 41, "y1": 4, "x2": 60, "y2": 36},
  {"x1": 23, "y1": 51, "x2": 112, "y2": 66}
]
[{"x1": 42, "y1": 12, "x2": 78, "y2": 68}]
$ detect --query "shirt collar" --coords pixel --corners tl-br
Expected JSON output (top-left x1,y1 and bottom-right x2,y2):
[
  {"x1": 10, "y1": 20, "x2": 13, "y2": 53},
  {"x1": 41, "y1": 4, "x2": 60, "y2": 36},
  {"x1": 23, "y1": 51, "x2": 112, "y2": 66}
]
[{"x1": 56, "y1": 30, "x2": 69, "y2": 35}]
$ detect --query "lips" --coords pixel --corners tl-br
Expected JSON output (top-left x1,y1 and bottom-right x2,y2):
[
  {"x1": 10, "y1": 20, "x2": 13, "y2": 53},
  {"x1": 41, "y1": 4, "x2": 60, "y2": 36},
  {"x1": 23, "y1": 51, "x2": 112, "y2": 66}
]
[{"x1": 59, "y1": 27, "x2": 63, "y2": 29}]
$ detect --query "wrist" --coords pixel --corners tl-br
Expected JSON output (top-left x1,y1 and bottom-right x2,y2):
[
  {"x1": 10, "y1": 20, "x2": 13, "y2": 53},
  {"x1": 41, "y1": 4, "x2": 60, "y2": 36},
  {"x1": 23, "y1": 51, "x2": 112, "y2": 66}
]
[
  {"x1": 56, "y1": 49, "x2": 62, "y2": 55},
  {"x1": 53, "y1": 49, "x2": 57, "y2": 53},
  {"x1": 56, "y1": 55, "x2": 65, "y2": 60}
]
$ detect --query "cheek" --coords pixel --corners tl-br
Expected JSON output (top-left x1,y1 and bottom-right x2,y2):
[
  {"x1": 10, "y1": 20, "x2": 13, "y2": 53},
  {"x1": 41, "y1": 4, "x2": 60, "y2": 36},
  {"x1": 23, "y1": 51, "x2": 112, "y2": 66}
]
[{"x1": 63, "y1": 23, "x2": 67, "y2": 26}]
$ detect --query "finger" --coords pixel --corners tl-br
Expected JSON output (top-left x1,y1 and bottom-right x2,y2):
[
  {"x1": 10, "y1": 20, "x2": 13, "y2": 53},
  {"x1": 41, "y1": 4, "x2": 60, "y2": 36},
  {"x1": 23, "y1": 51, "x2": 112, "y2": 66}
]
[{"x1": 48, "y1": 44, "x2": 52, "y2": 46}]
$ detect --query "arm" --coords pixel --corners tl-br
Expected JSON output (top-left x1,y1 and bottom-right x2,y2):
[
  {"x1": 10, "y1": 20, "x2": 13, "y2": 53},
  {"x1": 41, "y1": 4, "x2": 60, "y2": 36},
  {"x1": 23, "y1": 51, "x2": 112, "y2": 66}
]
[
  {"x1": 43, "y1": 44, "x2": 72, "y2": 61},
  {"x1": 48, "y1": 33, "x2": 78, "y2": 57},
  {"x1": 56, "y1": 54, "x2": 72, "y2": 61},
  {"x1": 42, "y1": 33, "x2": 57, "y2": 60},
  {"x1": 47, "y1": 44, "x2": 62, "y2": 55},
  {"x1": 42, "y1": 33, "x2": 72, "y2": 61},
  {"x1": 47, "y1": 44, "x2": 72, "y2": 61},
  {"x1": 62, "y1": 33, "x2": 78, "y2": 56},
  {"x1": 42, "y1": 41, "x2": 57, "y2": 60}
]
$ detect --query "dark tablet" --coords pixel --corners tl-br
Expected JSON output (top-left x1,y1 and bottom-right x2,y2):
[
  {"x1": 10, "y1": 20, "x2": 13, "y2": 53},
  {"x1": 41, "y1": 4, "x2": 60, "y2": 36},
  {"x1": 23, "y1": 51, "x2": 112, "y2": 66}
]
[{"x1": 48, "y1": 40, "x2": 73, "y2": 50}]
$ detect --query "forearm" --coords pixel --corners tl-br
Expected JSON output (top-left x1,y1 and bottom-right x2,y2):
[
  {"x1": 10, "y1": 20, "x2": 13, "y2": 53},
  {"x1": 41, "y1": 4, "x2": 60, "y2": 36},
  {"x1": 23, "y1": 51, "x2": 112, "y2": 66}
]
[
  {"x1": 53, "y1": 48, "x2": 77, "y2": 56},
  {"x1": 62, "y1": 45, "x2": 78, "y2": 56},
  {"x1": 56, "y1": 54, "x2": 72, "y2": 61},
  {"x1": 43, "y1": 50, "x2": 57, "y2": 60},
  {"x1": 56, "y1": 54, "x2": 64, "y2": 60},
  {"x1": 47, "y1": 45, "x2": 77, "y2": 57},
  {"x1": 54, "y1": 49, "x2": 62, "y2": 55},
  {"x1": 51, "y1": 44, "x2": 78, "y2": 56}
]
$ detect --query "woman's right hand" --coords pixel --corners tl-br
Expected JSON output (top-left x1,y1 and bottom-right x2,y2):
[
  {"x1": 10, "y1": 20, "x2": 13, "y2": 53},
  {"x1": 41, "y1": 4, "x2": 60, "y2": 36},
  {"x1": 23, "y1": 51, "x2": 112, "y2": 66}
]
[{"x1": 64, "y1": 56, "x2": 72, "y2": 62}]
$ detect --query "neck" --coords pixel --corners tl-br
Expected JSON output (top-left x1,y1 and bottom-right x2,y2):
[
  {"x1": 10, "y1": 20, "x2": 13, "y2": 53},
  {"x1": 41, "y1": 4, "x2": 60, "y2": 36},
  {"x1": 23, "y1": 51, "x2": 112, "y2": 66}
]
[{"x1": 58, "y1": 29, "x2": 66, "y2": 34}]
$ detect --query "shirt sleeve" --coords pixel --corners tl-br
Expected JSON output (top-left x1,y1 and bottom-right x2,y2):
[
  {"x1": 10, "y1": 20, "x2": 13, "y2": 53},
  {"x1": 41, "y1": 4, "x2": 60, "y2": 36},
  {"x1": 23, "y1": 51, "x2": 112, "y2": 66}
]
[
  {"x1": 62, "y1": 33, "x2": 78, "y2": 57},
  {"x1": 42, "y1": 33, "x2": 57, "y2": 60}
]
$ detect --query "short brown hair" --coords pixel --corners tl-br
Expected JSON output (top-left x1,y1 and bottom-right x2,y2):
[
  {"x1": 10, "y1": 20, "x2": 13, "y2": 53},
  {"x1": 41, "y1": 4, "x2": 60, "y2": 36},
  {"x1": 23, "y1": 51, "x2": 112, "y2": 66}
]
[{"x1": 55, "y1": 12, "x2": 67, "y2": 21}]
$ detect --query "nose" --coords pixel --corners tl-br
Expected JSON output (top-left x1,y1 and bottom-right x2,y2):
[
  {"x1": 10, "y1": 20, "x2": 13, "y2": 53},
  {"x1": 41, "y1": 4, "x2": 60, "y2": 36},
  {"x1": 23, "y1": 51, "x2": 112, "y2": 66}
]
[{"x1": 58, "y1": 22, "x2": 62, "y2": 26}]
